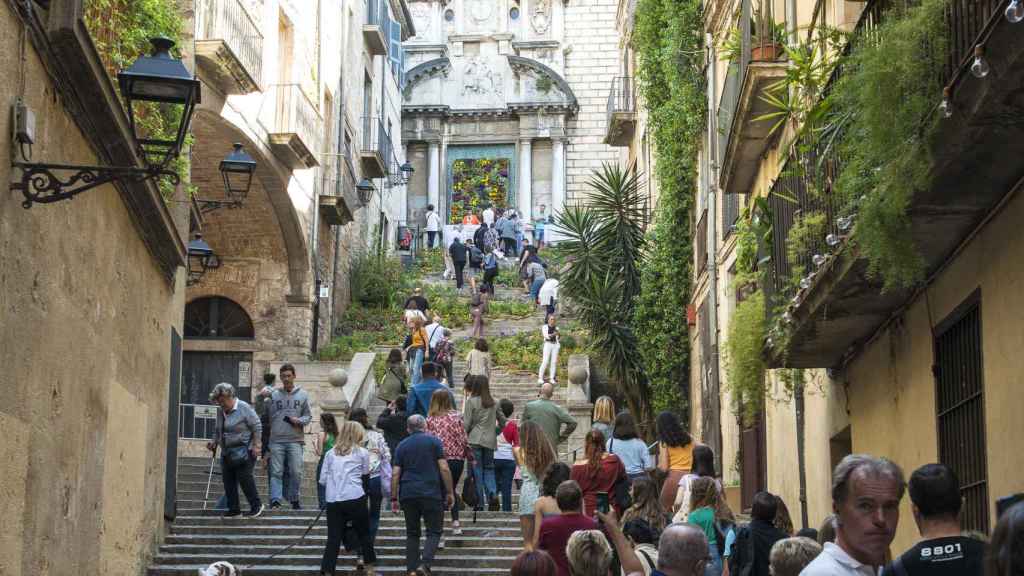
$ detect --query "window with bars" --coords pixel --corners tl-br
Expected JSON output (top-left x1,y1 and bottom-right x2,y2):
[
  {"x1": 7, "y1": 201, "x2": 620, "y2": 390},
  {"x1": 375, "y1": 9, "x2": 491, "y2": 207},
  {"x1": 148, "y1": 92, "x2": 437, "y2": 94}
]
[
  {"x1": 933, "y1": 291, "x2": 988, "y2": 533},
  {"x1": 722, "y1": 193, "x2": 742, "y2": 241}
]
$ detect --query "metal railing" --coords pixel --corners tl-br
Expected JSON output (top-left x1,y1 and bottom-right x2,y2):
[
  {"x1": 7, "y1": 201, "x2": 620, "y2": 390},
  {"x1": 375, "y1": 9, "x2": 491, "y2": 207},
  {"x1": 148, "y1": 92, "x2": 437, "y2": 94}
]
[
  {"x1": 717, "y1": 61, "x2": 742, "y2": 167},
  {"x1": 196, "y1": 0, "x2": 264, "y2": 87},
  {"x1": 266, "y1": 83, "x2": 323, "y2": 157},
  {"x1": 179, "y1": 403, "x2": 220, "y2": 440},
  {"x1": 361, "y1": 115, "x2": 391, "y2": 163},
  {"x1": 606, "y1": 76, "x2": 636, "y2": 120},
  {"x1": 723, "y1": 192, "x2": 742, "y2": 240},
  {"x1": 764, "y1": 0, "x2": 1001, "y2": 316}
]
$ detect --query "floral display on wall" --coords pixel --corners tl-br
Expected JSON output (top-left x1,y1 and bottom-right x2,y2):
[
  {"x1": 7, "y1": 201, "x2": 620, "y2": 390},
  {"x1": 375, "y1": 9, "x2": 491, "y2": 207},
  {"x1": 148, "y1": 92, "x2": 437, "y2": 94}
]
[{"x1": 450, "y1": 157, "x2": 511, "y2": 223}]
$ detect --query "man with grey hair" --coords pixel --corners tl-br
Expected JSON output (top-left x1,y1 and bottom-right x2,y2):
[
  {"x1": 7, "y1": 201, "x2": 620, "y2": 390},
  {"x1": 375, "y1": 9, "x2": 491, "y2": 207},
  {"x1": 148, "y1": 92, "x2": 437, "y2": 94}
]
[
  {"x1": 522, "y1": 382, "x2": 577, "y2": 450},
  {"x1": 206, "y1": 383, "x2": 263, "y2": 518},
  {"x1": 391, "y1": 414, "x2": 455, "y2": 575},
  {"x1": 801, "y1": 454, "x2": 905, "y2": 575},
  {"x1": 652, "y1": 522, "x2": 711, "y2": 576}
]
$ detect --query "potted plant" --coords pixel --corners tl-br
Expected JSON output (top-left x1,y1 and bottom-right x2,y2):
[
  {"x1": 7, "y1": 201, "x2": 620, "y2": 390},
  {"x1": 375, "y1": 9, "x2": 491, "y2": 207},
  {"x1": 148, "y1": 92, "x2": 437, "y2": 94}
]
[{"x1": 752, "y1": 1, "x2": 786, "y2": 62}]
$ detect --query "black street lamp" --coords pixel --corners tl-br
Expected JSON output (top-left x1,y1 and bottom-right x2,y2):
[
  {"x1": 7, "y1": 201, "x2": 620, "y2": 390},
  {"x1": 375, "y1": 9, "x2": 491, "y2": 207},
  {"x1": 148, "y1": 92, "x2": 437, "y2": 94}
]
[
  {"x1": 12, "y1": 36, "x2": 201, "y2": 208},
  {"x1": 356, "y1": 178, "x2": 376, "y2": 205},
  {"x1": 399, "y1": 161, "x2": 415, "y2": 184},
  {"x1": 219, "y1": 143, "x2": 257, "y2": 203},
  {"x1": 118, "y1": 37, "x2": 201, "y2": 167},
  {"x1": 186, "y1": 233, "x2": 221, "y2": 286}
]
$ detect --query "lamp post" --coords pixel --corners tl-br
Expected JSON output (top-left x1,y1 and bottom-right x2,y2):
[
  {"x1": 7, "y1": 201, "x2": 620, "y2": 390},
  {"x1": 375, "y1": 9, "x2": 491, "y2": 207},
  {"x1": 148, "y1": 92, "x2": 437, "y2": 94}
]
[
  {"x1": 195, "y1": 143, "x2": 258, "y2": 213},
  {"x1": 356, "y1": 178, "x2": 376, "y2": 206},
  {"x1": 399, "y1": 161, "x2": 415, "y2": 184},
  {"x1": 12, "y1": 37, "x2": 200, "y2": 208},
  {"x1": 186, "y1": 233, "x2": 221, "y2": 286}
]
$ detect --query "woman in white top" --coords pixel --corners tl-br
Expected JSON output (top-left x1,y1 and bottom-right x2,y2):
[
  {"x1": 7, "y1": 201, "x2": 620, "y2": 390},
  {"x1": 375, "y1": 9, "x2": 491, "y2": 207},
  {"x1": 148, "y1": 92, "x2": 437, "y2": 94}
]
[
  {"x1": 425, "y1": 203, "x2": 441, "y2": 249},
  {"x1": 538, "y1": 315, "x2": 560, "y2": 385},
  {"x1": 319, "y1": 420, "x2": 376, "y2": 576},
  {"x1": 349, "y1": 408, "x2": 392, "y2": 544}
]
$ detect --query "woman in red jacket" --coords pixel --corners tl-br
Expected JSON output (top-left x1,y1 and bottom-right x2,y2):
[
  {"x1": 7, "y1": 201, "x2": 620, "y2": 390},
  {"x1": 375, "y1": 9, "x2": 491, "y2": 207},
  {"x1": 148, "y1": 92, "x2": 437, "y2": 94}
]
[{"x1": 570, "y1": 429, "x2": 627, "y2": 517}]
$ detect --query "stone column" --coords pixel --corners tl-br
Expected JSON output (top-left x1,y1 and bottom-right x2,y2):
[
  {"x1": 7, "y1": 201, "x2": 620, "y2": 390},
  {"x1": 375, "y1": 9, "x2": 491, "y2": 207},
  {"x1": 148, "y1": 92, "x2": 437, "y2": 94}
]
[
  {"x1": 519, "y1": 138, "x2": 533, "y2": 221},
  {"x1": 427, "y1": 140, "x2": 441, "y2": 211},
  {"x1": 551, "y1": 137, "x2": 566, "y2": 215}
]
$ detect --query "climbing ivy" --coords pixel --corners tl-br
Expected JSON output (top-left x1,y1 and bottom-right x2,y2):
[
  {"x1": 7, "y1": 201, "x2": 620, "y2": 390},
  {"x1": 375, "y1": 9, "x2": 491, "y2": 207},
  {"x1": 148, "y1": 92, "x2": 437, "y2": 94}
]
[
  {"x1": 83, "y1": 0, "x2": 192, "y2": 198},
  {"x1": 724, "y1": 290, "x2": 767, "y2": 425},
  {"x1": 631, "y1": 0, "x2": 705, "y2": 417}
]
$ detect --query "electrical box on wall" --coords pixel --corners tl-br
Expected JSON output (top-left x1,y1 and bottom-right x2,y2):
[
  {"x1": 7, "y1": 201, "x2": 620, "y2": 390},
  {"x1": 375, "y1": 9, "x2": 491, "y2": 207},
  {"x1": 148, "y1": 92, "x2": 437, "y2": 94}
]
[{"x1": 13, "y1": 100, "x2": 36, "y2": 146}]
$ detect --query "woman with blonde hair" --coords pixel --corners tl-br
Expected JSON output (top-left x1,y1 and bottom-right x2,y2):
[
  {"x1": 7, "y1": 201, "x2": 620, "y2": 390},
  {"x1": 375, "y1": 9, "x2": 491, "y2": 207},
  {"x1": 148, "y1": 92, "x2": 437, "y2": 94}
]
[
  {"x1": 406, "y1": 316, "x2": 430, "y2": 387},
  {"x1": 687, "y1": 477, "x2": 725, "y2": 576},
  {"x1": 515, "y1": 420, "x2": 558, "y2": 549},
  {"x1": 318, "y1": 420, "x2": 376, "y2": 576},
  {"x1": 591, "y1": 397, "x2": 615, "y2": 439},
  {"x1": 426, "y1": 388, "x2": 469, "y2": 536}
]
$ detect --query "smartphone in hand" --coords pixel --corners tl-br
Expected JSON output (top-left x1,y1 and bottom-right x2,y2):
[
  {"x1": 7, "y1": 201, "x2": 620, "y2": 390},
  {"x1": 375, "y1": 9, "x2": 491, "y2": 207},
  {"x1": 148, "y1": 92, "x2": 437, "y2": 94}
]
[{"x1": 596, "y1": 492, "x2": 610, "y2": 517}]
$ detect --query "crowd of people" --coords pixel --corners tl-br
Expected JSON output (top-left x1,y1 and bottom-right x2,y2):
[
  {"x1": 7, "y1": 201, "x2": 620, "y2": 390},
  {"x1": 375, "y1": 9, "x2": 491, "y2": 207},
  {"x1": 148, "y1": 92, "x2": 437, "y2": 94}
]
[{"x1": 208, "y1": 364, "x2": 1023, "y2": 576}]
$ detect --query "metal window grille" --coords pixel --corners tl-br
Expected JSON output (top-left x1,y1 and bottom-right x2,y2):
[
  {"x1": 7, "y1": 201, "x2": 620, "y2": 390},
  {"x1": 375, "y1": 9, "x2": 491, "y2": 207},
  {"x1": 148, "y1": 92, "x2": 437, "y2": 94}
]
[
  {"x1": 695, "y1": 209, "x2": 708, "y2": 277},
  {"x1": 722, "y1": 193, "x2": 742, "y2": 240},
  {"x1": 934, "y1": 294, "x2": 989, "y2": 533}
]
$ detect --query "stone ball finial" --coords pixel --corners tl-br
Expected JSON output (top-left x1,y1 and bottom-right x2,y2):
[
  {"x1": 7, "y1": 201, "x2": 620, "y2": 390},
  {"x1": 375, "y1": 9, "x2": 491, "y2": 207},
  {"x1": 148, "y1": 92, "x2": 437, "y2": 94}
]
[
  {"x1": 328, "y1": 368, "x2": 348, "y2": 388},
  {"x1": 568, "y1": 364, "x2": 588, "y2": 386}
]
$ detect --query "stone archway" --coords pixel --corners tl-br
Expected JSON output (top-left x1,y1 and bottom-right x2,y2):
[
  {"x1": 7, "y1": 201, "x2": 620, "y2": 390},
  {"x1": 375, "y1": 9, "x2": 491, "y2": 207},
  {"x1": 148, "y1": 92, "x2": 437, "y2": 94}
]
[{"x1": 191, "y1": 108, "x2": 310, "y2": 301}]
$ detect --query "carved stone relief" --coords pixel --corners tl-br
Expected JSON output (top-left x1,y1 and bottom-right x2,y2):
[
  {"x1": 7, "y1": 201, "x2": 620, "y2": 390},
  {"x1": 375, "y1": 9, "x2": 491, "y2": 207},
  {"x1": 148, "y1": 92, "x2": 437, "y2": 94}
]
[
  {"x1": 461, "y1": 56, "x2": 504, "y2": 101},
  {"x1": 410, "y1": 2, "x2": 432, "y2": 39},
  {"x1": 531, "y1": 0, "x2": 551, "y2": 34}
]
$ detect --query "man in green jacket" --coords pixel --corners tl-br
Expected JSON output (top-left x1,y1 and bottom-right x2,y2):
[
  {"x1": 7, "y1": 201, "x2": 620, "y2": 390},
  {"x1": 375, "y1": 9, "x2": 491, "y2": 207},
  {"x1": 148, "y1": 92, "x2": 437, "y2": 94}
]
[{"x1": 522, "y1": 383, "x2": 578, "y2": 451}]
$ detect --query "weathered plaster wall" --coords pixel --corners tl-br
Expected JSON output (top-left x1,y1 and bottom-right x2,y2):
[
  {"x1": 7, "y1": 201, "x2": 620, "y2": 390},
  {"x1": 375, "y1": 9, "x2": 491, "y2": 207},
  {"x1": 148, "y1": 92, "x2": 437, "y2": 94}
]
[{"x1": 0, "y1": 8, "x2": 185, "y2": 574}]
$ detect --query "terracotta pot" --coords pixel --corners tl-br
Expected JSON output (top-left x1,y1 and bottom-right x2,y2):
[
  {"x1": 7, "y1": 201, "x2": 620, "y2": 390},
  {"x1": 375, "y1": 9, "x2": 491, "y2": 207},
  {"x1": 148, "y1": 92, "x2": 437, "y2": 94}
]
[{"x1": 752, "y1": 43, "x2": 782, "y2": 62}]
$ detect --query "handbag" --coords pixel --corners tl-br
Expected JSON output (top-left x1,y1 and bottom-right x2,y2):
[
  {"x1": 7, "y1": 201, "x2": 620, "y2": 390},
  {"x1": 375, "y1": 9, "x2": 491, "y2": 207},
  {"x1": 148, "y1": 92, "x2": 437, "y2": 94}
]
[
  {"x1": 218, "y1": 409, "x2": 251, "y2": 469},
  {"x1": 461, "y1": 466, "x2": 480, "y2": 510}
]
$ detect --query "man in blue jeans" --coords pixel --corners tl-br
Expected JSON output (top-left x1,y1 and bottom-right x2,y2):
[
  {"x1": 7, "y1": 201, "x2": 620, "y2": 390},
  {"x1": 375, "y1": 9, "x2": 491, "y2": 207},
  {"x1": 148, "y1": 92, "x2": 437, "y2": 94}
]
[
  {"x1": 391, "y1": 414, "x2": 455, "y2": 576},
  {"x1": 267, "y1": 364, "x2": 312, "y2": 509}
]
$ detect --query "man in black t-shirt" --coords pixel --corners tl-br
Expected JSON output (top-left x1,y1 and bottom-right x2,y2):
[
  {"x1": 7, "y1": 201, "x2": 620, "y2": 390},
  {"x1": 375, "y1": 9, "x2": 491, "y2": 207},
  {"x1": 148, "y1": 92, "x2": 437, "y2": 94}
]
[{"x1": 881, "y1": 463, "x2": 985, "y2": 576}]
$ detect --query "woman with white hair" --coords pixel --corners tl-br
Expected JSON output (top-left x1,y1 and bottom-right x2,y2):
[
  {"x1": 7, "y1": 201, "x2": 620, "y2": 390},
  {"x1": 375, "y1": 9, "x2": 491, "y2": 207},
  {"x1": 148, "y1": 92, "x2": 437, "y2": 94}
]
[
  {"x1": 206, "y1": 382, "x2": 264, "y2": 518},
  {"x1": 319, "y1": 420, "x2": 376, "y2": 575}
]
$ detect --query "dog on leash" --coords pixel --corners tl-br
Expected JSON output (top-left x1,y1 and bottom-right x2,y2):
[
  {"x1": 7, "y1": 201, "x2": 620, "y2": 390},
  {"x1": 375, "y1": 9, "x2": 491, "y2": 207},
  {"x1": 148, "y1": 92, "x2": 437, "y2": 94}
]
[{"x1": 198, "y1": 561, "x2": 239, "y2": 576}]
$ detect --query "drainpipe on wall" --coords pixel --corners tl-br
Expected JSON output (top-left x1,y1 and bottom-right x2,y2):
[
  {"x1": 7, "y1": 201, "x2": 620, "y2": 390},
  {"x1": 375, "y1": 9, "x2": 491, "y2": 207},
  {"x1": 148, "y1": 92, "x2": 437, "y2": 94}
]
[
  {"x1": 795, "y1": 376, "x2": 809, "y2": 529},
  {"x1": 706, "y1": 34, "x2": 724, "y2": 472},
  {"x1": 310, "y1": 0, "x2": 325, "y2": 357}
]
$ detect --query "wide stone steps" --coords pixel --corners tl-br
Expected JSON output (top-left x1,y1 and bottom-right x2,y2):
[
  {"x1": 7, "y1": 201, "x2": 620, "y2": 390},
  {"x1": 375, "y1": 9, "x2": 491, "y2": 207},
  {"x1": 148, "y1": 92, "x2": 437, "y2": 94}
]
[{"x1": 147, "y1": 565, "x2": 508, "y2": 575}]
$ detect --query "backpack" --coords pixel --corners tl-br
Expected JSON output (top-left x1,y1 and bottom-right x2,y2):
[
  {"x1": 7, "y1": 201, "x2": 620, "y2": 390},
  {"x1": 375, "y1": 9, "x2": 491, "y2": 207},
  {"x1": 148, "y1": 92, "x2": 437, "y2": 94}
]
[
  {"x1": 728, "y1": 524, "x2": 756, "y2": 576},
  {"x1": 484, "y1": 253, "x2": 498, "y2": 270},
  {"x1": 469, "y1": 246, "x2": 484, "y2": 266},
  {"x1": 433, "y1": 338, "x2": 453, "y2": 364}
]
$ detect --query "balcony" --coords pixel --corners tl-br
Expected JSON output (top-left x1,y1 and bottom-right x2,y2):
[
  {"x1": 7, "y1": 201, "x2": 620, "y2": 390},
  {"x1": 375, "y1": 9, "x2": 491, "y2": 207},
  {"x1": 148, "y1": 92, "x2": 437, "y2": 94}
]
[
  {"x1": 363, "y1": 0, "x2": 388, "y2": 56},
  {"x1": 717, "y1": 0, "x2": 787, "y2": 195},
  {"x1": 264, "y1": 84, "x2": 322, "y2": 170},
  {"x1": 360, "y1": 116, "x2": 390, "y2": 179},
  {"x1": 764, "y1": 0, "x2": 1024, "y2": 368},
  {"x1": 318, "y1": 153, "x2": 360, "y2": 226},
  {"x1": 604, "y1": 76, "x2": 637, "y2": 147},
  {"x1": 195, "y1": 0, "x2": 263, "y2": 95}
]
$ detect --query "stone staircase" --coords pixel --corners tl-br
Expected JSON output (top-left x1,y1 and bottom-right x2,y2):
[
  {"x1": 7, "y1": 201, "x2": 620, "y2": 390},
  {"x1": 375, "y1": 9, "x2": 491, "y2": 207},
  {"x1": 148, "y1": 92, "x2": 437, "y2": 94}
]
[{"x1": 148, "y1": 276, "x2": 581, "y2": 575}]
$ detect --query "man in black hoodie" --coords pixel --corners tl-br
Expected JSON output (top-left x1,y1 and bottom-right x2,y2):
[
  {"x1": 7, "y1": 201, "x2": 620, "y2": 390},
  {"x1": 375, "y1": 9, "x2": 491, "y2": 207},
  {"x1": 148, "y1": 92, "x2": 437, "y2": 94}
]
[{"x1": 448, "y1": 237, "x2": 468, "y2": 290}]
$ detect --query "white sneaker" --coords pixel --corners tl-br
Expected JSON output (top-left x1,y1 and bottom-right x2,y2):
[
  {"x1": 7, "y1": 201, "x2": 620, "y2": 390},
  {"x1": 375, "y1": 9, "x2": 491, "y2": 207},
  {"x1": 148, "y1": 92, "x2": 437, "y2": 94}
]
[
  {"x1": 453, "y1": 521, "x2": 463, "y2": 536},
  {"x1": 438, "y1": 538, "x2": 446, "y2": 549}
]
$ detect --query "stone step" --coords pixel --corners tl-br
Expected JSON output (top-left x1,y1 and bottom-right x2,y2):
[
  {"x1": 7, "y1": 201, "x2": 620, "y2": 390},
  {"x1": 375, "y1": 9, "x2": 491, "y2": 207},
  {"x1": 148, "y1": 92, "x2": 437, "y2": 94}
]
[
  {"x1": 160, "y1": 544, "x2": 516, "y2": 557},
  {"x1": 170, "y1": 524, "x2": 522, "y2": 538},
  {"x1": 151, "y1": 552, "x2": 515, "y2": 568},
  {"x1": 163, "y1": 534, "x2": 524, "y2": 547},
  {"x1": 176, "y1": 516, "x2": 518, "y2": 529},
  {"x1": 147, "y1": 564, "x2": 509, "y2": 575},
  {"x1": 174, "y1": 509, "x2": 519, "y2": 520}
]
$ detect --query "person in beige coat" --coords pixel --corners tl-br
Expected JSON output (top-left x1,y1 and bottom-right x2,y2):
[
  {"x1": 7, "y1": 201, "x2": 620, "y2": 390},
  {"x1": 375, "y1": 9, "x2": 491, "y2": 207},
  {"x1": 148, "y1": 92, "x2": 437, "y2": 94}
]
[
  {"x1": 465, "y1": 338, "x2": 492, "y2": 380},
  {"x1": 463, "y1": 374, "x2": 506, "y2": 511}
]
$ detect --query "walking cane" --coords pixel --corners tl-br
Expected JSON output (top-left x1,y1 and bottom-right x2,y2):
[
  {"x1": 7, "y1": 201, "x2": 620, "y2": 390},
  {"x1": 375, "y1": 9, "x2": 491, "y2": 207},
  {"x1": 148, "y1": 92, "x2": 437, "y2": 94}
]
[{"x1": 203, "y1": 444, "x2": 218, "y2": 510}]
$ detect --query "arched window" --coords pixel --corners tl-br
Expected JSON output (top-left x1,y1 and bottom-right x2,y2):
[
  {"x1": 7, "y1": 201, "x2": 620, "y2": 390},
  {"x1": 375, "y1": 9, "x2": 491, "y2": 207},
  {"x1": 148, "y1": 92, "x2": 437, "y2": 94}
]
[{"x1": 184, "y1": 297, "x2": 254, "y2": 339}]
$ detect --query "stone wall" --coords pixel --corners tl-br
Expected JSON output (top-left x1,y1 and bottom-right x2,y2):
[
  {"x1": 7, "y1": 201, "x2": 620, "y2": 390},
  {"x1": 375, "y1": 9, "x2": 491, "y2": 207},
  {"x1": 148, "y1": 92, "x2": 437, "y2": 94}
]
[
  {"x1": 564, "y1": 0, "x2": 623, "y2": 203},
  {"x1": 0, "y1": 8, "x2": 186, "y2": 575}
]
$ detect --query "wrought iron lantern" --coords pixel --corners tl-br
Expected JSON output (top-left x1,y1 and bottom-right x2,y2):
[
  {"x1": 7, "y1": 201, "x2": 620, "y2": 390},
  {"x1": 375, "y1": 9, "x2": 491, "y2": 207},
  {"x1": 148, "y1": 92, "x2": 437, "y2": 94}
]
[
  {"x1": 356, "y1": 178, "x2": 376, "y2": 205},
  {"x1": 187, "y1": 233, "x2": 221, "y2": 286},
  {"x1": 118, "y1": 37, "x2": 201, "y2": 166},
  {"x1": 12, "y1": 36, "x2": 200, "y2": 208},
  {"x1": 399, "y1": 161, "x2": 415, "y2": 184},
  {"x1": 219, "y1": 143, "x2": 257, "y2": 202}
]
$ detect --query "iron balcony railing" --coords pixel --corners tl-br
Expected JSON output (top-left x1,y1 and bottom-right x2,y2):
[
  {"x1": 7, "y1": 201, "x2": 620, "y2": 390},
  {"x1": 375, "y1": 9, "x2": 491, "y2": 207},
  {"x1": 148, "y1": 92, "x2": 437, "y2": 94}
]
[
  {"x1": 606, "y1": 76, "x2": 636, "y2": 119},
  {"x1": 196, "y1": 0, "x2": 264, "y2": 87},
  {"x1": 361, "y1": 115, "x2": 391, "y2": 164},
  {"x1": 764, "y1": 0, "x2": 1004, "y2": 315},
  {"x1": 320, "y1": 151, "x2": 360, "y2": 207},
  {"x1": 717, "y1": 61, "x2": 742, "y2": 167},
  {"x1": 266, "y1": 83, "x2": 323, "y2": 157}
]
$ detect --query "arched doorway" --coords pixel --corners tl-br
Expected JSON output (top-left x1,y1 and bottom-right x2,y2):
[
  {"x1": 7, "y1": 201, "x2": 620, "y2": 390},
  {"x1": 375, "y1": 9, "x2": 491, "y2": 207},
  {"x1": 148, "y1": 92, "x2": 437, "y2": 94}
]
[{"x1": 181, "y1": 297, "x2": 256, "y2": 439}]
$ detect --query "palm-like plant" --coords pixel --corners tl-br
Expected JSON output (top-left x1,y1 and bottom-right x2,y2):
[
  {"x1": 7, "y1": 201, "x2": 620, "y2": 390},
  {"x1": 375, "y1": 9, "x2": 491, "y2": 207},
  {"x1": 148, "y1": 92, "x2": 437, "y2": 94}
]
[{"x1": 554, "y1": 162, "x2": 652, "y2": 427}]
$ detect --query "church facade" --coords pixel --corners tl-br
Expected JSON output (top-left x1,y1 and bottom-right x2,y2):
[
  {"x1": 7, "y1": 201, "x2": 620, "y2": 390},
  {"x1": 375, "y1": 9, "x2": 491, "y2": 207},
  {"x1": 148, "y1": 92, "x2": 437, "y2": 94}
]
[{"x1": 400, "y1": 0, "x2": 626, "y2": 236}]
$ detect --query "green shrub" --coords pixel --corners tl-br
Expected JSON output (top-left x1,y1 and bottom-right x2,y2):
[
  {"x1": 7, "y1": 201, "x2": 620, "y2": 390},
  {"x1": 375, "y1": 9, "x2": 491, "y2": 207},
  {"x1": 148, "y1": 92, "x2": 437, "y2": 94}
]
[
  {"x1": 350, "y1": 251, "x2": 404, "y2": 308},
  {"x1": 724, "y1": 291, "x2": 767, "y2": 425}
]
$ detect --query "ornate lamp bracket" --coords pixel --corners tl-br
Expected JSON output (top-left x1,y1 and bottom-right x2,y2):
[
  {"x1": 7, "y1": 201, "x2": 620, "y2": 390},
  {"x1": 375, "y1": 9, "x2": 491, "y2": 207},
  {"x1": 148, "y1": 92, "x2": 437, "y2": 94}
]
[{"x1": 12, "y1": 161, "x2": 180, "y2": 209}]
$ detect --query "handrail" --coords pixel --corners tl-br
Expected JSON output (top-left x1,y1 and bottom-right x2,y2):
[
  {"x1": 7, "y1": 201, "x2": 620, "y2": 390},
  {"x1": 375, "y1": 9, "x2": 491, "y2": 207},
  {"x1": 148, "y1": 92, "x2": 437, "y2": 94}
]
[{"x1": 195, "y1": 0, "x2": 264, "y2": 87}]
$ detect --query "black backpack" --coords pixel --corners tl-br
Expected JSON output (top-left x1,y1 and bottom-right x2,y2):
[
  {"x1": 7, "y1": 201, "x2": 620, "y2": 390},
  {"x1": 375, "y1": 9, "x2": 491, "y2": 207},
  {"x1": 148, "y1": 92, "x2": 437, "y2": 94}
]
[{"x1": 728, "y1": 524, "x2": 756, "y2": 576}]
